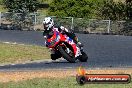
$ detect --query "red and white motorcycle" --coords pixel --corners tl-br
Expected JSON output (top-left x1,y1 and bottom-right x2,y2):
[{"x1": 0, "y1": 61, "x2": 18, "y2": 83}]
[{"x1": 45, "y1": 28, "x2": 88, "y2": 63}]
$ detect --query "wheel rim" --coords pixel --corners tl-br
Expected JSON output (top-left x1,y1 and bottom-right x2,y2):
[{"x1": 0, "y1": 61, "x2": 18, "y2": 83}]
[{"x1": 65, "y1": 48, "x2": 74, "y2": 58}]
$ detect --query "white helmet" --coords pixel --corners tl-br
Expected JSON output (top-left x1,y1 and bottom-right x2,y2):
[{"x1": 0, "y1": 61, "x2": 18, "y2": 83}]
[{"x1": 43, "y1": 17, "x2": 54, "y2": 30}]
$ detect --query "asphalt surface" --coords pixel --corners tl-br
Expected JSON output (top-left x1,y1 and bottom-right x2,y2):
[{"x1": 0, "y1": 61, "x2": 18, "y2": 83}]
[{"x1": 0, "y1": 30, "x2": 132, "y2": 70}]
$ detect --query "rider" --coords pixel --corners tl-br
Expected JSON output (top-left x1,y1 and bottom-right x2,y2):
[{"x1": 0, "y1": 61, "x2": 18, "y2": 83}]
[{"x1": 42, "y1": 17, "x2": 83, "y2": 48}]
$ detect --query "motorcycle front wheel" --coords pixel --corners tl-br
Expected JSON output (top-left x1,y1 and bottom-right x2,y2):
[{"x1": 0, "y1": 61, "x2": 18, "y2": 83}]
[{"x1": 78, "y1": 51, "x2": 88, "y2": 62}]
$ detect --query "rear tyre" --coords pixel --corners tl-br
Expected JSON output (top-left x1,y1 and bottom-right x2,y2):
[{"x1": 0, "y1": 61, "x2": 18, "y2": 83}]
[
  {"x1": 58, "y1": 46, "x2": 76, "y2": 63},
  {"x1": 78, "y1": 52, "x2": 88, "y2": 62}
]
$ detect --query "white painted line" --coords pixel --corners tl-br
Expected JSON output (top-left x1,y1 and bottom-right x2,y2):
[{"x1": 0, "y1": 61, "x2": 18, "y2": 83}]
[
  {"x1": 3, "y1": 42, "x2": 10, "y2": 44},
  {"x1": 11, "y1": 64, "x2": 15, "y2": 65},
  {"x1": 2, "y1": 41, "x2": 25, "y2": 46}
]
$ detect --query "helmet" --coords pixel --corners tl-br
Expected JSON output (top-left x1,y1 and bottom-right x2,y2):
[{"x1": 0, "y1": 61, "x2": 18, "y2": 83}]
[{"x1": 43, "y1": 17, "x2": 54, "y2": 30}]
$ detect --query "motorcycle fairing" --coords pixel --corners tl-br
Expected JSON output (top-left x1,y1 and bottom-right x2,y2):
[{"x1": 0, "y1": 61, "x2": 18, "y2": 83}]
[
  {"x1": 46, "y1": 29, "x2": 81, "y2": 58},
  {"x1": 64, "y1": 35, "x2": 81, "y2": 57}
]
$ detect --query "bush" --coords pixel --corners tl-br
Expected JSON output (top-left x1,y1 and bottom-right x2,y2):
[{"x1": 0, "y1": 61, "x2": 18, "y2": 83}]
[
  {"x1": 4, "y1": 0, "x2": 39, "y2": 13},
  {"x1": 99, "y1": 0, "x2": 132, "y2": 20},
  {"x1": 48, "y1": 0, "x2": 104, "y2": 18}
]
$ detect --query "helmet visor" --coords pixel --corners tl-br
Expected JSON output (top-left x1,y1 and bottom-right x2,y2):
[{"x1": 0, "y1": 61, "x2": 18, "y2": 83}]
[{"x1": 43, "y1": 22, "x2": 51, "y2": 30}]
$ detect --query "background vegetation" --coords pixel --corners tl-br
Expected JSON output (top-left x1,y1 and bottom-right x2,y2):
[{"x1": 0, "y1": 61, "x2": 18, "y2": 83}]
[
  {"x1": 0, "y1": 0, "x2": 132, "y2": 35},
  {"x1": 48, "y1": 0, "x2": 104, "y2": 18},
  {"x1": 0, "y1": 0, "x2": 132, "y2": 20},
  {"x1": 48, "y1": 0, "x2": 132, "y2": 20}
]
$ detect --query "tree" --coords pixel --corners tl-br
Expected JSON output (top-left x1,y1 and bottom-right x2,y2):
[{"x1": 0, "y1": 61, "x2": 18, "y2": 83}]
[
  {"x1": 98, "y1": 0, "x2": 118, "y2": 20},
  {"x1": 4, "y1": 0, "x2": 39, "y2": 13},
  {"x1": 126, "y1": 0, "x2": 132, "y2": 19},
  {"x1": 98, "y1": 0, "x2": 132, "y2": 20},
  {"x1": 48, "y1": 0, "x2": 103, "y2": 18},
  {"x1": 2, "y1": 0, "x2": 40, "y2": 30}
]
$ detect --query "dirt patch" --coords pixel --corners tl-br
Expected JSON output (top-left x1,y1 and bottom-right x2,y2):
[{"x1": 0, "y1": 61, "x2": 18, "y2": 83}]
[{"x1": 0, "y1": 69, "x2": 132, "y2": 83}]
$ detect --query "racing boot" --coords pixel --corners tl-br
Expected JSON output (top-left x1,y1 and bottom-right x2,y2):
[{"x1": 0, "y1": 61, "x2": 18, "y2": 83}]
[
  {"x1": 50, "y1": 48, "x2": 57, "y2": 60},
  {"x1": 50, "y1": 48, "x2": 61, "y2": 60}
]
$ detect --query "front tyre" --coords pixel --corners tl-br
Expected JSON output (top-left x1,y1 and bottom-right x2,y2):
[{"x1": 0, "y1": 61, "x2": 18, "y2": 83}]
[
  {"x1": 58, "y1": 46, "x2": 76, "y2": 63},
  {"x1": 78, "y1": 52, "x2": 88, "y2": 62}
]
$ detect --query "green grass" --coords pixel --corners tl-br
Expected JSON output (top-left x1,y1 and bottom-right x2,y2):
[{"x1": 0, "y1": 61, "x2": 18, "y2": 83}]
[
  {"x1": 0, "y1": 43, "x2": 50, "y2": 64},
  {"x1": 0, "y1": 77, "x2": 131, "y2": 88}
]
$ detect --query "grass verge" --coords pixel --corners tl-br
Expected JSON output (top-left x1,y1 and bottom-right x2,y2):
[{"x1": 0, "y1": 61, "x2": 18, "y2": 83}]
[
  {"x1": 0, "y1": 76, "x2": 131, "y2": 88},
  {"x1": 0, "y1": 69, "x2": 132, "y2": 87},
  {"x1": 0, "y1": 42, "x2": 50, "y2": 64}
]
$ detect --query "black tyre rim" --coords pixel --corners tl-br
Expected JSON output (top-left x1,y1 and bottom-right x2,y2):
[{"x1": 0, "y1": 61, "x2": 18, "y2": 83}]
[{"x1": 65, "y1": 47, "x2": 74, "y2": 58}]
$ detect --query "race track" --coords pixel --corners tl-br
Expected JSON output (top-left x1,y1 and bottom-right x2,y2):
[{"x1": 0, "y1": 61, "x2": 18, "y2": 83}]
[{"x1": 0, "y1": 30, "x2": 132, "y2": 70}]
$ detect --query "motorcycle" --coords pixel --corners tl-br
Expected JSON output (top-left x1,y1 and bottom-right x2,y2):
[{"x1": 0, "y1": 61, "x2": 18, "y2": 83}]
[{"x1": 45, "y1": 28, "x2": 88, "y2": 63}]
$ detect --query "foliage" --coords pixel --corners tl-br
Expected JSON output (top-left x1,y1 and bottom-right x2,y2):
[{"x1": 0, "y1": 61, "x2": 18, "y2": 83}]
[
  {"x1": 38, "y1": 0, "x2": 52, "y2": 3},
  {"x1": 48, "y1": 0, "x2": 132, "y2": 21},
  {"x1": 3, "y1": 0, "x2": 39, "y2": 13},
  {"x1": 0, "y1": 5, "x2": 7, "y2": 12},
  {"x1": 0, "y1": 0, "x2": 3, "y2": 5},
  {"x1": 99, "y1": 0, "x2": 132, "y2": 20},
  {"x1": 126, "y1": 1, "x2": 132, "y2": 20},
  {"x1": 48, "y1": 0, "x2": 104, "y2": 18},
  {"x1": 112, "y1": 21, "x2": 132, "y2": 36},
  {"x1": 2, "y1": 0, "x2": 40, "y2": 30}
]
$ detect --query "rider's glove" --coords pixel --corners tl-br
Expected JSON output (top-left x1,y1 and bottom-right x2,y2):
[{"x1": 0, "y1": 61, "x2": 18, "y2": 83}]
[{"x1": 60, "y1": 26, "x2": 69, "y2": 32}]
